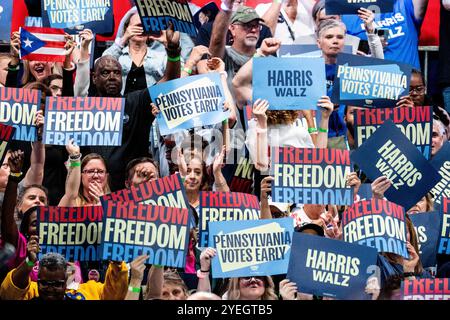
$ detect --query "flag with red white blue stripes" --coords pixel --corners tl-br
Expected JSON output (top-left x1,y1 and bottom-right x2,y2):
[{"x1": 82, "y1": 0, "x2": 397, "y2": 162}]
[{"x1": 19, "y1": 27, "x2": 66, "y2": 62}]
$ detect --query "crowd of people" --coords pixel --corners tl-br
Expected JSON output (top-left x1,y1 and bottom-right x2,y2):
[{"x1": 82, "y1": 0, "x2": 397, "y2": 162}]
[{"x1": 0, "y1": 0, "x2": 449, "y2": 301}]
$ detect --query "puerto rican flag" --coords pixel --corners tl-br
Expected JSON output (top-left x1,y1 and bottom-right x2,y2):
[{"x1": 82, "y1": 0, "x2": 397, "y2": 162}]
[{"x1": 19, "y1": 27, "x2": 66, "y2": 63}]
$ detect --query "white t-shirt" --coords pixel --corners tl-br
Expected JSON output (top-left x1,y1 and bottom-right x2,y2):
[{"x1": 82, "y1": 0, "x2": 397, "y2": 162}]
[{"x1": 255, "y1": 1, "x2": 316, "y2": 44}]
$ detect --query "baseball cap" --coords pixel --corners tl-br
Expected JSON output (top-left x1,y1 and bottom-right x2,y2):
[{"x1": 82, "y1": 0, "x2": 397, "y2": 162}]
[{"x1": 230, "y1": 6, "x2": 264, "y2": 24}]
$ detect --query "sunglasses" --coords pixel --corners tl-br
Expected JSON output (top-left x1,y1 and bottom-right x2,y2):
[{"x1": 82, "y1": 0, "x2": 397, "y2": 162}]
[{"x1": 240, "y1": 276, "x2": 266, "y2": 285}]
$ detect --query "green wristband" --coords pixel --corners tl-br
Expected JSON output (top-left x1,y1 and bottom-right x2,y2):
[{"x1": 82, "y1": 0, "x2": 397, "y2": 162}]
[
  {"x1": 128, "y1": 285, "x2": 141, "y2": 293},
  {"x1": 69, "y1": 161, "x2": 81, "y2": 167},
  {"x1": 318, "y1": 127, "x2": 328, "y2": 133},
  {"x1": 167, "y1": 55, "x2": 181, "y2": 62},
  {"x1": 308, "y1": 127, "x2": 318, "y2": 134},
  {"x1": 182, "y1": 67, "x2": 192, "y2": 74}
]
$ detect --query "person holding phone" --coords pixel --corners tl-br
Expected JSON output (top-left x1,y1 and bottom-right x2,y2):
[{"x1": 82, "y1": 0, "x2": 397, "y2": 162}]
[{"x1": 102, "y1": 6, "x2": 194, "y2": 95}]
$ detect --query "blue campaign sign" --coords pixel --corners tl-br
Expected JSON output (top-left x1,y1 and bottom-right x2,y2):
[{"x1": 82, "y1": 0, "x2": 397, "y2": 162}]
[
  {"x1": 270, "y1": 147, "x2": 354, "y2": 205},
  {"x1": 0, "y1": 0, "x2": 13, "y2": 42},
  {"x1": 41, "y1": 0, "x2": 114, "y2": 34},
  {"x1": 253, "y1": 57, "x2": 326, "y2": 110},
  {"x1": 279, "y1": 44, "x2": 352, "y2": 57},
  {"x1": 100, "y1": 201, "x2": 190, "y2": 267},
  {"x1": 354, "y1": 106, "x2": 433, "y2": 160},
  {"x1": 325, "y1": 0, "x2": 395, "y2": 15},
  {"x1": 198, "y1": 191, "x2": 260, "y2": 248},
  {"x1": 437, "y1": 198, "x2": 450, "y2": 255},
  {"x1": 43, "y1": 96, "x2": 125, "y2": 146},
  {"x1": 37, "y1": 206, "x2": 103, "y2": 262},
  {"x1": 350, "y1": 120, "x2": 441, "y2": 211},
  {"x1": 342, "y1": 199, "x2": 408, "y2": 258},
  {"x1": 150, "y1": 73, "x2": 227, "y2": 136},
  {"x1": 0, "y1": 87, "x2": 41, "y2": 142},
  {"x1": 209, "y1": 218, "x2": 294, "y2": 278},
  {"x1": 409, "y1": 211, "x2": 440, "y2": 268},
  {"x1": 430, "y1": 142, "x2": 450, "y2": 207},
  {"x1": 287, "y1": 232, "x2": 378, "y2": 300},
  {"x1": 332, "y1": 53, "x2": 412, "y2": 108},
  {"x1": 134, "y1": 0, "x2": 197, "y2": 37}
]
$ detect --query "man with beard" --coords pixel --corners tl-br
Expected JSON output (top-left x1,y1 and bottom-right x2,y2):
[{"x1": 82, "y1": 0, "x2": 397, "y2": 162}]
[
  {"x1": 82, "y1": 24, "x2": 181, "y2": 191},
  {"x1": 210, "y1": 0, "x2": 264, "y2": 82}
]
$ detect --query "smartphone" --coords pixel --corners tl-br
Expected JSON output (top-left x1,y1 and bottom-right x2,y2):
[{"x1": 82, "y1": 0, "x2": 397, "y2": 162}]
[{"x1": 357, "y1": 40, "x2": 370, "y2": 55}]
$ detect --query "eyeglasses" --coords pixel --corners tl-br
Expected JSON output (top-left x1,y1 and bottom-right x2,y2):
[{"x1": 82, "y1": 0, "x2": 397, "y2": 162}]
[
  {"x1": 409, "y1": 86, "x2": 425, "y2": 94},
  {"x1": 235, "y1": 22, "x2": 262, "y2": 32},
  {"x1": 82, "y1": 169, "x2": 106, "y2": 176},
  {"x1": 37, "y1": 279, "x2": 66, "y2": 288}
]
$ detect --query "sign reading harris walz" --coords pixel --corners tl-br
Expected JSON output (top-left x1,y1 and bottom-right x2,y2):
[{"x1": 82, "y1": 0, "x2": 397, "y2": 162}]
[
  {"x1": 134, "y1": 0, "x2": 197, "y2": 36},
  {"x1": 332, "y1": 53, "x2": 412, "y2": 108}
]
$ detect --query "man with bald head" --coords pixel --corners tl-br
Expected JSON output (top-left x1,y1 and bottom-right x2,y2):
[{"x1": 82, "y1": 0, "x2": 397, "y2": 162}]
[{"x1": 82, "y1": 26, "x2": 181, "y2": 191}]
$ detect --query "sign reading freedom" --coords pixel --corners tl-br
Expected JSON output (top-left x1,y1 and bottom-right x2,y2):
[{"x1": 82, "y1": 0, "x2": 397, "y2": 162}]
[
  {"x1": 150, "y1": 73, "x2": 227, "y2": 135},
  {"x1": 430, "y1": 142, "x2": 450, "y2": 206},
  {"x1": 354, "y1": 106, "x2": 433, "y2": 159},
  {"x1": 271, "y1": 147, "x2": 353, "y2": 205},
  {"x1": 209, "y1": 218, "x2": 294, "y2": 278},
  {"x1": 43, "y1": 96, "x2": 125, "y2": 146},
  {"x1": 100, "y1": 173, "x2": 190, "y2": 210},
  {"x1": 350, "y1": 120, "x2": 441, "y2": 211},
  {"x1": 325, "y1": 0, "x2": 395, "y2": 15},
  {"x1": 287, "y1": 232, "x2": 378, "y2": 300},
  {"x1": 438, "y1": 197, "x2": 450, "y2": 255},
  {"x1": 135, "y1": 0, "x2": 197, "y2": 37},
  {"x1": 253, "y1": 57, "x2": 326, "y2": 110},
  {"x1": 332, "y1": 53, "x2": 412, "y2": 108},
  {"x1": 100, "y1": 201, "x2": 190, "y2": 267},
  {"x1": 37, "y1": 206, "x2": 103, "y2": 261},
  {"x1": 0, "y1": 124, "x2": 15, "y2": 165},
  {"x1": 0, "y1": 87, "x2": 41, "y2": 141},
  {"x1": 342, "y1": 199, "x2": 408, "y2": 258},
  {"x1": 403, "y1": 278, "x2": 450, "y2": 300},
  {"x1": 198, "y1": 191, "x2": 260, "y2": 247}
]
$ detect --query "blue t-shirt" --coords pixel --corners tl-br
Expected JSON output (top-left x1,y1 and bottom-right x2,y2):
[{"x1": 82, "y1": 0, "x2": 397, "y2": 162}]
[
  {"x1": 341, "y1": 0, "x2": 422, "y2": 69},
  {"x1": 325, "y1": 64, "x2": 346, "y2": 138}
]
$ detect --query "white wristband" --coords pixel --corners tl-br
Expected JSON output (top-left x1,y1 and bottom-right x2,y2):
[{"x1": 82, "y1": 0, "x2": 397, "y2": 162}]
[{"x1": 221, "y1": 2, "x2": 232, "y2": 12}]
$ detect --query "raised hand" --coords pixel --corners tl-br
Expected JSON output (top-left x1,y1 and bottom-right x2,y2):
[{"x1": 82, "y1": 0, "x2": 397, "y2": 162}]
[
  {"x1": 371, "y1": 176, "x2": 391, "y2": 199},
  {"x1": 8, "y1": 150, "x2": 24, "y2": 174},
  {"x1": 346, "y1": 171, "x2": 361, "y2": 195},
  {"x1": 317, "y1": 96, "x2": 333, "y2": 119},
  {"x1": 212, "y1": 145, "x2": 226, "y2": 175},
  {"x1": 252, "y1": 98, "x2": 269, "y2": 127},
  {"x1": 358, "y1": 8, "x2": 375, "y2": 34},
  {"x1": 27, "y1": 235, "x2": 40, "y2": 264},
  {"x1": 206, "y1": 57, "x2": 225, "y2": 73},
  {"x1": 129, "y1": 254, "x2": 149, "y2": 286},
  {"x1": 403, "y1": 242, "x2": 420, "y2": 273},
  {"x1": 279, "y1": 279, "x2": 298, "y2": 300},
  {"x1": 260, "y1": 176, "x2": 274, "y2": 200},
  {"x1": 260, "y1": 38, "x2": 282, "y2": 56},
  {"x1": 150, "y1": 102, "x2": 160, "y2": 117},
  {"x1": 65, "y1": 138, "x2": 80, "y2": 157},
  {"x1": 79, "y1": 29, "x2": 94, "y2": 49},
  {"x1": 200, "y1": 247, "x2": 217, "y2": 271},
  {"x1": 177, "y1": 148, "x2": 188, "y2": 177}
]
